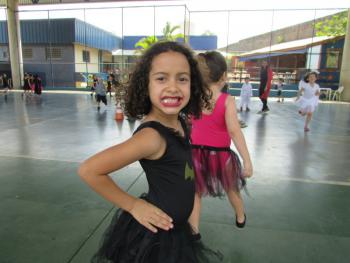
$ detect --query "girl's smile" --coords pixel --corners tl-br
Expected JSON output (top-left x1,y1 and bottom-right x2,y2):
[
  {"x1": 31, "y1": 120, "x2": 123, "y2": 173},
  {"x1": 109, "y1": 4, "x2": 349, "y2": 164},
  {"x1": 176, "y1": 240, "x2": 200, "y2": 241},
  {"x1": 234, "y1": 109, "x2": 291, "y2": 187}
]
[{"x1": 160, "y1": 96, "x2": 184, "y2": 107}]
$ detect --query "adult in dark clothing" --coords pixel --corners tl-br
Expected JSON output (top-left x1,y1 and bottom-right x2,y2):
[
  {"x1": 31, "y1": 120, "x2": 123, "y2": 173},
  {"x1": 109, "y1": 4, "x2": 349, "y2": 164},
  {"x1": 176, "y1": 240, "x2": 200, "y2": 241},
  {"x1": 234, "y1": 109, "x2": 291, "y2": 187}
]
[
  {"x1": 258, "y1": 61, "x2": 273, "y2": 113},
  {"x1": 33, "y1": 74, "x2": 42, "y2": 95}
]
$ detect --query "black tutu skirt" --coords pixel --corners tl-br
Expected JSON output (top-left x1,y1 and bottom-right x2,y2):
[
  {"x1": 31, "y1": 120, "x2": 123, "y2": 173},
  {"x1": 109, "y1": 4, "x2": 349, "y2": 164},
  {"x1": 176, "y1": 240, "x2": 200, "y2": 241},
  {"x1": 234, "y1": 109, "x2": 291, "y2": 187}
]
[{"x1": 92, "y1": 196, "x2": 223, "y2": 263}]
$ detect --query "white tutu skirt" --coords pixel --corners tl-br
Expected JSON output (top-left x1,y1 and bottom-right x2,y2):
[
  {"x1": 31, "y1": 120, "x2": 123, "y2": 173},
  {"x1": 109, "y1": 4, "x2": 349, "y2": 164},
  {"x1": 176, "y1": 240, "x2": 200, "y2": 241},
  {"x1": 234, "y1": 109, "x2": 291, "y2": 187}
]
[{"x1": 296, "y1": 96, "x2": 319, "y2": 113}]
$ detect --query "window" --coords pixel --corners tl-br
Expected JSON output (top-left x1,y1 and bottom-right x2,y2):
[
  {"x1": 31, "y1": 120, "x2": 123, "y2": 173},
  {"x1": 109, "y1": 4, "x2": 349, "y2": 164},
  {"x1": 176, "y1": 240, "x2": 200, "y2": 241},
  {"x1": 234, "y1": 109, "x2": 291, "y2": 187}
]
[
  {"x1": 46, "y1": 47, "x2": 62, "y2": 60},
  {"x1": 326, "y1": 49, "x2": 341, "y2": 69},
  {"x1": 23, "y1": 48, "x2": 33, "y2": 59},
  {"x1": 82, "y1": 50, "x2": 90, "y2": 62}
]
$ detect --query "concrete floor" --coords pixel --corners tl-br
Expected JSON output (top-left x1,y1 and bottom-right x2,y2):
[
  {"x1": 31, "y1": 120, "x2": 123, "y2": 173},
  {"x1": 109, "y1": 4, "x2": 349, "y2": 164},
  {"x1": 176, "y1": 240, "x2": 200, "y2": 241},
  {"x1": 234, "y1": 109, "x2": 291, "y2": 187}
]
[{"x1": 1, "y1": 91, "x2": 350, "y2": 263}]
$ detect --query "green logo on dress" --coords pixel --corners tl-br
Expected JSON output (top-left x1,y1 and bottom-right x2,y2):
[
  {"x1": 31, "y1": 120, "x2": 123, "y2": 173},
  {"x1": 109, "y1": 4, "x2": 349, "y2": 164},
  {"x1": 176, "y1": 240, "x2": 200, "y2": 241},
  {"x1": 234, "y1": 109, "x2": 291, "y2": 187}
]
[{"x1": 185, "y1": 162, "x2": 194, "y2": 180}]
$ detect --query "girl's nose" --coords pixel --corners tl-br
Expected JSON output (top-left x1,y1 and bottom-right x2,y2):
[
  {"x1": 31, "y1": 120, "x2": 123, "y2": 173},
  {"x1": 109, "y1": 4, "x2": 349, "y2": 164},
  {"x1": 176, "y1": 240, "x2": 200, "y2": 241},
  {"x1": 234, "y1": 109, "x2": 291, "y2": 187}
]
[{"x1": 166, "y1": 79, "x2": 178, "y2": 92}]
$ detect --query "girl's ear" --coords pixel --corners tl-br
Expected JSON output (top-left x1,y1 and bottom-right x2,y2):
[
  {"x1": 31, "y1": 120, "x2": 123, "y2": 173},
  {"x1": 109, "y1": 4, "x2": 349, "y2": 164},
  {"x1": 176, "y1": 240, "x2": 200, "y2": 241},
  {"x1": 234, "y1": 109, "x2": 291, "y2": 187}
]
[{"x1": 220, "y1": 72, "x2": 227, "y2": 84}]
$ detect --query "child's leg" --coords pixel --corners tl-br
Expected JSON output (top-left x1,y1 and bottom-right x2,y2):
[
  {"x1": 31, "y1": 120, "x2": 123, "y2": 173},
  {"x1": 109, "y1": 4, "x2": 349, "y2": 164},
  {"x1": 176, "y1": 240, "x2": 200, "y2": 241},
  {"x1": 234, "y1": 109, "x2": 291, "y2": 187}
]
[
  {"x1": 226, "y1": 189, "x2": 245, "y2": 223},
  {"x1": 246, "y1": 97, "x2": 251, "y2": 111},
  {"x1": 239, "y1": 99, "x2": 243, "y2": 111},
  {"x1": 188, "y1": 193, "x2": 202, "y2": 233},
  {"x1": 304, "y1": 112, "x2": 313, "y2": 130}
]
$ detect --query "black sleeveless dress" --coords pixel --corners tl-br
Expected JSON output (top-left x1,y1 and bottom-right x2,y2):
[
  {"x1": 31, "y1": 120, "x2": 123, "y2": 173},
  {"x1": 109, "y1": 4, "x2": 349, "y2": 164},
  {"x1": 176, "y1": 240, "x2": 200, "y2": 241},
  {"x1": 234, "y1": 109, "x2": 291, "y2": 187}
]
[{"x1": 92, "y1": 119, "x2": 222, "y2": 263}]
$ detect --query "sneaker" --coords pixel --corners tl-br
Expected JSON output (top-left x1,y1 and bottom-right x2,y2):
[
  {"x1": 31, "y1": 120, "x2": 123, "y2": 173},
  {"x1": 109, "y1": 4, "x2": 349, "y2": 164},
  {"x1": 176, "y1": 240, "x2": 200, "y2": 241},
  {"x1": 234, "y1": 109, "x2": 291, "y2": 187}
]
[
  {"x1": 246, "y1": 107, "x2": 250, "y2": 112},
  {"x1": 97, "y1": 106, "x2": 100, "y2": 111}
]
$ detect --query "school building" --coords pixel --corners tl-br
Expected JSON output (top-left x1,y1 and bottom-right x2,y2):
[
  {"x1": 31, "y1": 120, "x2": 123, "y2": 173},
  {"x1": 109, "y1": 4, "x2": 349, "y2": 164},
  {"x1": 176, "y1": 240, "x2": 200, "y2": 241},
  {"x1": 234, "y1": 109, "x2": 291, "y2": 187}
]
[{"x1": 0, "y1": 18, "x2": 217, "y2": 89}]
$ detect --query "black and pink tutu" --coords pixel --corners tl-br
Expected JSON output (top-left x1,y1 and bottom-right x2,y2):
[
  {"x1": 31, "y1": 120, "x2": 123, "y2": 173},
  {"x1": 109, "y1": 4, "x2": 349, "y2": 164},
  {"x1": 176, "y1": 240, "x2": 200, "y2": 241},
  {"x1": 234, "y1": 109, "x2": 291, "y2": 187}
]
[{"x1": 191, "y1": 145, "x2": 246, "y2": 197}]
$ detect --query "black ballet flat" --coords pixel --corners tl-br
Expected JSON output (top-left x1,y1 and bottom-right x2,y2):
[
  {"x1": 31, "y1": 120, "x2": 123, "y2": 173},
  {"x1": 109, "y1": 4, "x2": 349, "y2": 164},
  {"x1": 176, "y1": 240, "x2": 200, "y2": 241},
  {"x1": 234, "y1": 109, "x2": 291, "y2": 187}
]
[
  {"x1": 191, "y1": 233, "x2": 202, "y2": 241},
  {"x1": 236, "y1": 214, "x2": 246, "y2": 228}
]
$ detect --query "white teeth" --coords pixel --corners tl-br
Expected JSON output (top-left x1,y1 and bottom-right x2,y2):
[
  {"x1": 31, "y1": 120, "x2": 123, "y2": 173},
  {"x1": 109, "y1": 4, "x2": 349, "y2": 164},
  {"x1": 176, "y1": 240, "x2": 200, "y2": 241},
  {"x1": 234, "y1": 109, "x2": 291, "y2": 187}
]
[{"x1": 162, "y1": 98, "x2": 178, "y2": 103}]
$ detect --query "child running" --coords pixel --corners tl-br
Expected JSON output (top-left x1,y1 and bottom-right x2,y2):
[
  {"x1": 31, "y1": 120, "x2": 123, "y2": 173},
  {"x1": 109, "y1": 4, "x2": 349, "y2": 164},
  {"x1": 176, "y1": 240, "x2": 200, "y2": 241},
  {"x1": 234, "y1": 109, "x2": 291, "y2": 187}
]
[
  {"x1": 189, "y1": 51, "x2": 253, "y2": 239},
  {"x1": 78, "y1": 41, "x2": 221, "y2": 263},
  {"x1": 296, "y1": 71, "x2": 320, "y2": 132},
  {"x1": 95, "y1": 77, "x2": 107, "y2": 111}
]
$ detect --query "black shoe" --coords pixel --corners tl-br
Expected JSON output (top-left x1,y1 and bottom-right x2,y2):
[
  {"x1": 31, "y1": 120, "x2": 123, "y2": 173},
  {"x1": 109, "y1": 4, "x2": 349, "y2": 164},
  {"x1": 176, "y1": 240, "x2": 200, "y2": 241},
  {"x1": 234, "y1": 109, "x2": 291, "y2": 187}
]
[
  {"x1": 191, "y1": 233, "x2": 202, "y2": 241},
  {"x1": 97, "y1": 106, "x2": 100, "y2": 111},
  {"x1": 236, "y1": 214, "x2": 246, "y2": 228},
  {"x1": 246, "y1": 107, "x2": 250, "y2": 112}
]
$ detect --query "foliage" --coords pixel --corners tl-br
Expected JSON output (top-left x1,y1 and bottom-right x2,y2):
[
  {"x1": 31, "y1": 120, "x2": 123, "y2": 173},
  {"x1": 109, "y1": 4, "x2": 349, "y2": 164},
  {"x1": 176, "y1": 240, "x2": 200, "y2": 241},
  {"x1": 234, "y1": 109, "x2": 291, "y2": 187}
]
[
  {"x1": 134, "y1": 22, "x2": 184, "y2": 53},
  {"x1": 162, "y1": 22, "x2": 184, "y2": 41},
  {"x1": 315, "y1": 11, "x2": 348, "y2": 37},
  {"x1": 276, "y1": 35, "x2": 284, "y2": 44},
  {"x1": 134, "y1": 36, "x2": 158, "y2": 54}
]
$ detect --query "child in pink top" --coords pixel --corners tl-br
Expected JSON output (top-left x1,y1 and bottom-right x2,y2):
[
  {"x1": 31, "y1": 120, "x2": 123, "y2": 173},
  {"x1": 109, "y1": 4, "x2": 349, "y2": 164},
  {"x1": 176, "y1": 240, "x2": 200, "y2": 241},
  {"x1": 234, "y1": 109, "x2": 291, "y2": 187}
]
[{"x1": 189, "y1": 51, "x2": 253, "y2": 238}]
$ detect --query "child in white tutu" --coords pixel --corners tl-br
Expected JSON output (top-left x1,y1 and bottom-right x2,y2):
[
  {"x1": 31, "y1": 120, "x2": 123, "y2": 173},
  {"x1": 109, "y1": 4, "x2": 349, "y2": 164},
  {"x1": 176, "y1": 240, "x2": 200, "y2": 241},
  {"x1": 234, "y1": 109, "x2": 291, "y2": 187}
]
[{"x1": 296, "y1": 71, "x2": 320, "y2": 132}]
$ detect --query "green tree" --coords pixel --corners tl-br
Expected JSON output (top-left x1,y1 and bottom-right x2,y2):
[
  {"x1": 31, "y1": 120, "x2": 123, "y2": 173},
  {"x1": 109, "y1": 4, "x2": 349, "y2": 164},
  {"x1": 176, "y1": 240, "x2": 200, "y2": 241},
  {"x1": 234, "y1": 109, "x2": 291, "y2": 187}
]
[
  {"x1": 162, "y1": 22, "x2": 184, "y2": 41},
  {"x1": 134, "y1": 22, "x2": 184, "y2": 53},
  {"x1": 134, "y1": 35, "x2": 158, "y2": 54},
  {"x1": 315, "y1": 11, "x2": 348, "y2": 37}
]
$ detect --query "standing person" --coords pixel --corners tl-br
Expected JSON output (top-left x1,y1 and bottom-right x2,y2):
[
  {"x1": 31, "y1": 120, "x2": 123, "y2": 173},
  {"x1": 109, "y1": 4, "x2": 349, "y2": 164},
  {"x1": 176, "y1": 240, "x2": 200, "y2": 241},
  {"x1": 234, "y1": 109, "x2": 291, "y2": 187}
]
[
  {"x1": 1, "y1": 73, "x2": 9, "y2": 99},
  {"x1": 33, "y1": 74, "x2": 42, "y2": 95},
  {"x1": 296, "y1": 71, "x2": 320, "y2": 132},
  {"x1": 239, "y1": 77, "x2": 253, "y2": 111},
  {"x1": 91, "y1": 74, "x2": 98, "y2": 97},
  {"x1": 107, "y1": 74, "x2": 114, "y2": 98},
  {"x1": 95, "y1": 77, "x2": 107, "y2": 111},
  {"x1": 275, "y1": 78, "x2": 284, "y2": 103},
  {"x1": 22, "y1": 73, "x2": 31, "y2": 96},
  {"x1": 258, "y1": 60, "x2": 273, "y2": 113},
  {"x1": 78, "y1": 41, "x2": 221, "y2": 263},
  {"x1": 189, "y1": 51, "x2": 253, "y2": 239},
  {"x1": 29, "y1": 74, "x2": 35, "y2": 94},
  {"x1": 2, "y1": 73, "x2": 9, "y2": 90}
]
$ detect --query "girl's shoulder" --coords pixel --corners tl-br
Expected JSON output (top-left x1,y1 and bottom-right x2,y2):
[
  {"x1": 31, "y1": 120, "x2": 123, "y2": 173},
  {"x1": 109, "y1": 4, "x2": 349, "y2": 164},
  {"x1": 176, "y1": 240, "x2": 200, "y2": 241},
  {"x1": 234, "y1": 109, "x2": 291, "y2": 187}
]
[
  {"x1": 135, "y1": 118, "x2": 187, "y2": 139},
  {"x1": 134, "y1": 121, "x2": 166, "y2": 136}
]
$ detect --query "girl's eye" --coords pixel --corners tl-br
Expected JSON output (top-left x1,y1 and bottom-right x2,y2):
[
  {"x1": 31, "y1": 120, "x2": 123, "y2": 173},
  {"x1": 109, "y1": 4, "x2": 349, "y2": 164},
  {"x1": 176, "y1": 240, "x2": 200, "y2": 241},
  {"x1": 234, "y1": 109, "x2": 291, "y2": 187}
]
[
  {"x1": 179, "y1": 77, "x2": 189, "y2": 82},
  {"x1": 156, "y1": 77, "x2": 165, "y2": 81}
]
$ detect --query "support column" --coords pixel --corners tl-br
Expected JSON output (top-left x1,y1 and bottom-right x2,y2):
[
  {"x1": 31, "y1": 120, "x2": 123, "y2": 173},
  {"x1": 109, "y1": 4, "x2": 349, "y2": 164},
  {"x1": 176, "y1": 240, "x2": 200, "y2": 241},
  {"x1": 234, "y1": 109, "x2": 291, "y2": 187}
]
[
  {"x1": 6, "y1": 0, "x2": 23, "y2": 89},
  {"x1": 339, "y1": 9, "x2": 350, "y2": 101}
]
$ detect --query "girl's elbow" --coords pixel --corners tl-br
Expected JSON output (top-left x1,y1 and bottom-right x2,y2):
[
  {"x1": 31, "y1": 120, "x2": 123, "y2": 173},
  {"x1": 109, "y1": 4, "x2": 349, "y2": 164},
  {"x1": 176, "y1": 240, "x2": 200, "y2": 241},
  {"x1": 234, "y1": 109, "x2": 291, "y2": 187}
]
[{"x1": 78, "y1": 163, "x2": 90, "y2": 180}]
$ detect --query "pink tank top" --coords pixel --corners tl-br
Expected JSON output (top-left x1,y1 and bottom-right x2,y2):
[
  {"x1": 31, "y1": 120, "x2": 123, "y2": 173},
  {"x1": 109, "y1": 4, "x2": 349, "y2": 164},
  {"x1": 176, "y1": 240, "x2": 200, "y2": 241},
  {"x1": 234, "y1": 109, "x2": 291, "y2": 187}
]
[{"x1": 191, "y1": 92, "x2": 231, "y2": 147}]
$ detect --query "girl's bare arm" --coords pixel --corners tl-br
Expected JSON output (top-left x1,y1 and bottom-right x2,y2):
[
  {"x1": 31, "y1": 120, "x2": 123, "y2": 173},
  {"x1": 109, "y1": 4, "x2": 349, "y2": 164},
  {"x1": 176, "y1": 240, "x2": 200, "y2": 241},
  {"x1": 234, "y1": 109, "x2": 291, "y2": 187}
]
[
  {"x1": 225, "y1": 96, "x2": 253, "y2": 177},
  {"x1": 78, "y1": 128, "x2": 173, "y2": 232}
]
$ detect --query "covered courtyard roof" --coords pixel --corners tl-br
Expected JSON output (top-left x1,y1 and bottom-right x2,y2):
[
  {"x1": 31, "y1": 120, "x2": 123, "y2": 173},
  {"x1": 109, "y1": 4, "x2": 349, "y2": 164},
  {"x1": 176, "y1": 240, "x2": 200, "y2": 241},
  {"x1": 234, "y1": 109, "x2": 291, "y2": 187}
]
[{"x1": 239, "y1": 35, "x2": 342, "y2": 61}]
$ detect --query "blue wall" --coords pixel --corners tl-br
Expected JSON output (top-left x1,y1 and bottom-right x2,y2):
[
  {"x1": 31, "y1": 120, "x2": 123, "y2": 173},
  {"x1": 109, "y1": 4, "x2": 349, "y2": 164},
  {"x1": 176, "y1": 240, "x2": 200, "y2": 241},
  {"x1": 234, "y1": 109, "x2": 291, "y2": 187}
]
[
  {"x1": 123, "y1": 35, "x2": 217, "y2": 50},
  {"x1": 0, "y1": 19, "x2": 120, "y2": 51}
]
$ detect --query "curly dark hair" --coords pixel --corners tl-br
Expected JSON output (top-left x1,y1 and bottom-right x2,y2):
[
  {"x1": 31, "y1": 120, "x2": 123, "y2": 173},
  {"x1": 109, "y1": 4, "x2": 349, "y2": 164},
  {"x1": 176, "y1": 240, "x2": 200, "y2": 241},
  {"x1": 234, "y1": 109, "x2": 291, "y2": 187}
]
[{"x1": 125, "y1": 41, "x2": 210, "y2": 119}]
